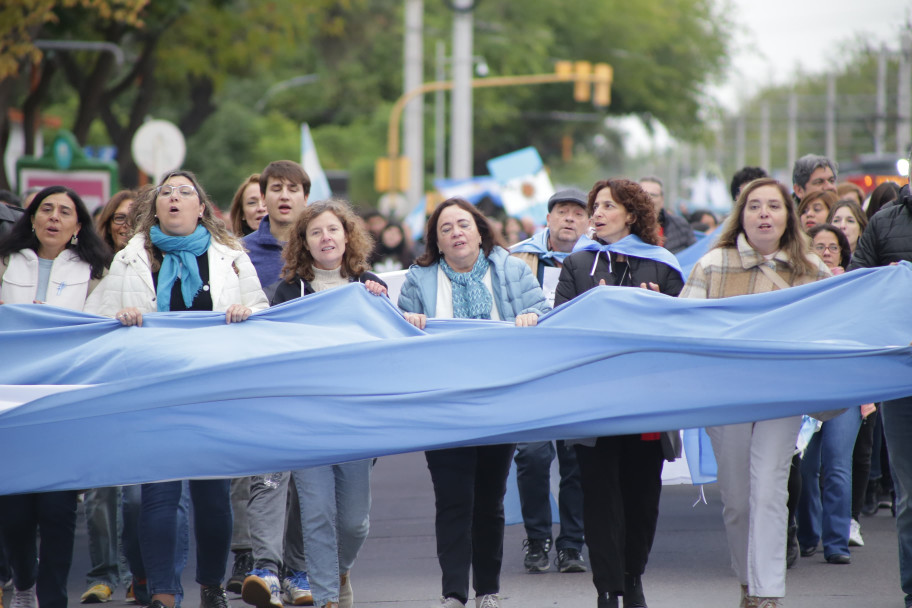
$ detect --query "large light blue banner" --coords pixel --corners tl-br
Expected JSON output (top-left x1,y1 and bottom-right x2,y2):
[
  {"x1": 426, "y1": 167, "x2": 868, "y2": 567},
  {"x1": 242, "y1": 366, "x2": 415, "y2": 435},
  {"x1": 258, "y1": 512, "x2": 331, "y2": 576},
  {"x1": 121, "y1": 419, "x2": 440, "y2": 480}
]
[{"x1": 2, "y1": 264, "x2": 911, "y2": 494}]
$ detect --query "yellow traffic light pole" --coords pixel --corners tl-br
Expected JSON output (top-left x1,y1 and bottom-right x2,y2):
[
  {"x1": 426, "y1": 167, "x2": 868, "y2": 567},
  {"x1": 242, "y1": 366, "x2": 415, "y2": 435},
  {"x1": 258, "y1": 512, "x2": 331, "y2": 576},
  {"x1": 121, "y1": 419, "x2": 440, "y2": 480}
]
[{"x1": 377, "y1": 62, "x2": 612, "y2": 193}]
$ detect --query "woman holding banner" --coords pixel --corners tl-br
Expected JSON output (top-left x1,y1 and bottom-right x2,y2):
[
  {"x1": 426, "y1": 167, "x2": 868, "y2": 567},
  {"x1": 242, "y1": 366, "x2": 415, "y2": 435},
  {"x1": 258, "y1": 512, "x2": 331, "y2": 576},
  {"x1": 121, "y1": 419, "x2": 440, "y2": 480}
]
[
  {"x1": 269, "y1": 198, "x2": 386, "y2": 608},
  {"x1": 0, "y1": 185, "x2": 110, "y2": 608},
  {"x1": 682, "y1": 177, "x2": 830, "y2": 608},
  {"x1": 399, "y1": 197, "x2": 549, "y2": 608},
  {"x1": 554, "y1": 178, "x2": 683, "y2": 608},
  {"x1": 85, "y1": 171, "x2": 268, "y2": 608}
]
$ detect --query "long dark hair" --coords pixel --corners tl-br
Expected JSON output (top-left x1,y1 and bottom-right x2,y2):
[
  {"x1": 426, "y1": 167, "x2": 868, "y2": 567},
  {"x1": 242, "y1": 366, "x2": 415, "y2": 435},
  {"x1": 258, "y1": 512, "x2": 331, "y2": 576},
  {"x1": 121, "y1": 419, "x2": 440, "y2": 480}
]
[
  {"x1": 415, "y1": 197, "x2": 503, "y2": 267},
  {"x1": 0, "y1": 186, "x2": 110, "y2": 278}
]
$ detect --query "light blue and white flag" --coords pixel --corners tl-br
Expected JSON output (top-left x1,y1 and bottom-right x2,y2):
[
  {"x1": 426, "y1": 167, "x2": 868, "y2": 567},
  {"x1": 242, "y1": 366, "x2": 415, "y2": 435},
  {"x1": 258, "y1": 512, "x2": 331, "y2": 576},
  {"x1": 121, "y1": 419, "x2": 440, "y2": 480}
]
[{"x1": 301, "y1": 123, "x2": 331, "y2": 203}]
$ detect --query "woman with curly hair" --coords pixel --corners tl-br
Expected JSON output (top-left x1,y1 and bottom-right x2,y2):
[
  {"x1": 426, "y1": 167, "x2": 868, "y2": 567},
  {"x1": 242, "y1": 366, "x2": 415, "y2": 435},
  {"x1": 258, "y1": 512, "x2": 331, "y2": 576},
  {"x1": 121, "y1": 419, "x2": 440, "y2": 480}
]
[
  {"x1": 85, "y1": 170, "x2": 268, "y2": 608},
  {"x1": 228, "y1": 174, "x2": 266, "y2": 236},
  {"x1": 554, "y1": 179, "x2": 683, "y2": 608},
  {"x1": 271, "y1": 198, "x2": 386, "y2": 608}
]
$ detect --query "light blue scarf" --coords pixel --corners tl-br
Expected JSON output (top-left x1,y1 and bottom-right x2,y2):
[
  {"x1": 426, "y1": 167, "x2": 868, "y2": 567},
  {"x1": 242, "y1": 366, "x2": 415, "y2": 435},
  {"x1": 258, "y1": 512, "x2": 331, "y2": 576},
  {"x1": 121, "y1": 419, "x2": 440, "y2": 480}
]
[
  {"x1": 509, "y1": 229, "x2": 573, "y2": 264},
  {"x1": 572, "y1": 234, "x2": 684, "y2": 281},
  {"x1": 150, "y1": 225, "x2": 211, "y2": 312},
  {"x1": 439, "y1": 253, "x2": 494, "y2": 319}
]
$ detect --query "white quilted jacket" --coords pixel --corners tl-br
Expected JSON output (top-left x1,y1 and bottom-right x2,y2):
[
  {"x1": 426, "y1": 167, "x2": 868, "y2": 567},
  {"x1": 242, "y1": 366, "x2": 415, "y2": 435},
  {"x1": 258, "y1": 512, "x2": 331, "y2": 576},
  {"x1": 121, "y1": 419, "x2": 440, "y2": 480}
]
[{"x1": 84, "y1": 234, "x2": 268, "y2": 316}]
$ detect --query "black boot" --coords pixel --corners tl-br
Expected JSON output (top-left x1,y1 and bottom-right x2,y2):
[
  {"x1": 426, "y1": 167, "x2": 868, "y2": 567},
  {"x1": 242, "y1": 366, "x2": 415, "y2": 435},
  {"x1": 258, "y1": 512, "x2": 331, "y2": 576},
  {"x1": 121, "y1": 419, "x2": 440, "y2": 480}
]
[
  {"x1": 597, "y1": 593, "x2": 620, "y2": 608},
  {"x1": 623, "y1": 574, "x2": 646, "y2": 608},
  {"x1": 786, "y1": 523, "x2": 799, "y2": 569}
]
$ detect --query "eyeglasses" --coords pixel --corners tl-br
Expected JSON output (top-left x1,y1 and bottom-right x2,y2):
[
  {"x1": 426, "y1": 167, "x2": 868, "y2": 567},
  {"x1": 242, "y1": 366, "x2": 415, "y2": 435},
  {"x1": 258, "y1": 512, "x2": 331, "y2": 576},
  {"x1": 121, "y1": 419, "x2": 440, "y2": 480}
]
[
  {"x1": 157, "y1": 185, "x2": 197, "y2": 199},
  {"x1": 814, "y1": 243, "x2": 840, "y2": 253},
  {"x1": 111, "y1": 213, "x2": 130, "y2": 226}
]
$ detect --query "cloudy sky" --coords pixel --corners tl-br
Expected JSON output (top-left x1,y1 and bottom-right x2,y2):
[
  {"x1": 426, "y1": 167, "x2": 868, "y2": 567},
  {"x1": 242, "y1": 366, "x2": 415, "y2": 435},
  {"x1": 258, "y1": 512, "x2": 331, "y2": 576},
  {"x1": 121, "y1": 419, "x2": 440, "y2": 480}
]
[{"x1": 713, "y1": 0, "x2": 911, "y2": 109}]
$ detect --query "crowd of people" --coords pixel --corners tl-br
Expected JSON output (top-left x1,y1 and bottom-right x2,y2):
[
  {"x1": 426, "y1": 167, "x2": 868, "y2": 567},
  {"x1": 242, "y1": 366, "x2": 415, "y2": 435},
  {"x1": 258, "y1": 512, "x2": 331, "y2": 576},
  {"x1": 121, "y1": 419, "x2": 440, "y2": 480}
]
[{"x1": 0, "y1": 151, "x2": 910, "y2": 608}]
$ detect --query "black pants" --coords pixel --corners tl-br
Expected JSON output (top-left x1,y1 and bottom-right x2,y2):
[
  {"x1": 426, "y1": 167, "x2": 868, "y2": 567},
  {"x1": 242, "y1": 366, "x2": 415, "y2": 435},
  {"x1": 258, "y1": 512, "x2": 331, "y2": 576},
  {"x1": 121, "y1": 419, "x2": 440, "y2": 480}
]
[
  {"x1": 852, "y1": 413, "x2": 876, "y2": 519},
  {"x1": 575, "y1": 436, "x2": 664, "y2": 595},
  {"x1": 425, "y1": 444, "x2": 515, "y2": 604},
  {"x1": 0, "y1": 491, "x2": 78, "y2": 608}
]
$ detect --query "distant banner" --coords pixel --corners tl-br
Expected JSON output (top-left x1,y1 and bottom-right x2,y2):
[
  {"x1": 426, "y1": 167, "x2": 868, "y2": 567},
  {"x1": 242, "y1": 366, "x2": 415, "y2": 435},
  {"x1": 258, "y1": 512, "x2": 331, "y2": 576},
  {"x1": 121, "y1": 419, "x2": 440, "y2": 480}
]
[
  {"x1": 301, "y1": 123, "x2": 331, "y2": 203},
  {"x1": 1, "y1": 264, "x2": 912, "y2": 494}
]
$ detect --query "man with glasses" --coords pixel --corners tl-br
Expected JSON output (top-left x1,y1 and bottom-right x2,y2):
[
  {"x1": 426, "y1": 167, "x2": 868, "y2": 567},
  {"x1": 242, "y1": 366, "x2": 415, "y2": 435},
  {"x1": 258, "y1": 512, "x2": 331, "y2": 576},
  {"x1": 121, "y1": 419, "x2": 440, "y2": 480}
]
[{"x1": 792, "y1": 154, "x2": 838, "y2": 202}]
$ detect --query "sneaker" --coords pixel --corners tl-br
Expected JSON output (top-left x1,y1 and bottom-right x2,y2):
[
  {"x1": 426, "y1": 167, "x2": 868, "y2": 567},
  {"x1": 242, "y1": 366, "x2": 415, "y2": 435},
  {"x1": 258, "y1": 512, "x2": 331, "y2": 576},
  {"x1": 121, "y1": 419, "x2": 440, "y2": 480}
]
[
  {"x1": 10, "y1": 587, "x2": 37, "y2": 608},
  {"x1": 227, "y1": 551, "x2": 254, "y2": 594},
  {"x1": 242, "y1": 570, "x2": 283, "y2": 608},
  {"x1": 849, "y1": 518, "x2": 864, "y2": 547},
  {"x1": 200, "y1": 586, "x2": 229, "y2": 608},
  {"x1": 81, "y1": 584, "x2": 113, "y2": 604},
  {"x1": 555, "y1": 547, "x2": 587, "y2": 573},
  {"x1": 440, "y1": 598, "x2": 465, "y2": 608},
  {"x1": 475, "y1": 595, "x2": 500, "y2": 608},
  {"x1": 522, "y1": 538, "x2": 551, "y2": 573},
  {"x1": 282, "y1": 570, "x2": 313, "y2": 606}
]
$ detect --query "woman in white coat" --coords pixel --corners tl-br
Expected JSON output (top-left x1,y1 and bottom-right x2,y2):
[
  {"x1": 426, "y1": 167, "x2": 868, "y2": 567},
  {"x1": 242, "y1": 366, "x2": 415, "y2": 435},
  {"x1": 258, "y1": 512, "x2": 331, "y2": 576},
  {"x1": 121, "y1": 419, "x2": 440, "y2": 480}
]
[
  {"x1": 0, "y1": 185, "x2": 110, "y2": 608},
  {"x1": 85, "y1": 171, "x2": 268, "y2": 608}
]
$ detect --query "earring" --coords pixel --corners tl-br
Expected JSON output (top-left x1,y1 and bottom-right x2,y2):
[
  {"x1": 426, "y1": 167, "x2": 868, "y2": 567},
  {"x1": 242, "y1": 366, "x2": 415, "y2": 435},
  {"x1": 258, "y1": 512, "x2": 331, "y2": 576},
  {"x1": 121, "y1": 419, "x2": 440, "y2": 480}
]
[{"x1": 70, "y1": 233, "x2": 79, "y2": 245}]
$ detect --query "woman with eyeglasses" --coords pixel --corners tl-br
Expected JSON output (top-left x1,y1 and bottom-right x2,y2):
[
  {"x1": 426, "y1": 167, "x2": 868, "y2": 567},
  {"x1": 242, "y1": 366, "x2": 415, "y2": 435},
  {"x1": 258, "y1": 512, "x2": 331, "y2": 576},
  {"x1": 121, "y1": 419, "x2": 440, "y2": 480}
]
[
  {"x1": 96, "y1": 190, "x2": 139, "y2": 253},
  {"x1": 798, "y1": 223, "x2": 869, "y2": 566},
  {"x1": 807, "y1": 224, "x2": 851, "y2": 274},
  {"x1": 85, "y1": 171, "x2": 268, "y2": 608}
]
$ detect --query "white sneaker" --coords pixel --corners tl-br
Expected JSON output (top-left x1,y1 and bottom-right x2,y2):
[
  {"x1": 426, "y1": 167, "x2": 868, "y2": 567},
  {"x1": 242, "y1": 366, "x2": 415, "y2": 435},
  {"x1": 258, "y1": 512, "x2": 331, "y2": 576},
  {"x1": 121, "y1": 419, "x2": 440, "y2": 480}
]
[
  {"x1": 475, "y1": 594, "x2": 500, "y2": 608},
  {"x1": 241, "y1": 569, "x2": 283, "y2": 608},
  {"x1": 849, "y1": 518, "x2": 865, "y2": 547},
  {"x1": 281, "y1": 570, "x2": 313, "y2": 606},
  {"x1": 11, "y1": 586, "x2": 37, "y2": 608},
  {"x1": 440, "y1": 598, "x2": 466, "y2": 608}
]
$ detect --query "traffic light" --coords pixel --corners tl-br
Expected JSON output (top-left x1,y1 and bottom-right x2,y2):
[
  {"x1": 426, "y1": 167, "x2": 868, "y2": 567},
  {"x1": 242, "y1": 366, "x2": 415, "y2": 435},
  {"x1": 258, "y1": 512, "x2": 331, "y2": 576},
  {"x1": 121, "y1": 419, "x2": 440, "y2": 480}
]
[
  {"x1": 573, "y1": 61, "x2": 592, "y2": 102},
  {"x1": 593, "y1": 63, "x2": 613, "y2": 107},
  {"x1": 374, "y1": 156, "x2": 410, "y2": 193}
]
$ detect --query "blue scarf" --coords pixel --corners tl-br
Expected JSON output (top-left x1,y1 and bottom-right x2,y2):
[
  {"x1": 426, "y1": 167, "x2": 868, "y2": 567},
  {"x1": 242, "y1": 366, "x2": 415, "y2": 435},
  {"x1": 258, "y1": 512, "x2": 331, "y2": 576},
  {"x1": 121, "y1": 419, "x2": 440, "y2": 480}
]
[
  {"x1": 573, "y1": 234, "x2": 684, "y2": 281},
  {"x1": 150, "y1": 225, "x2": 211, "y2": 312},
  {"x1": 439, "y1": 254, "x2": 494, "y2": 319},
  {"x1": 510, "y1": 229, "x2": 573, "y2": 264}
]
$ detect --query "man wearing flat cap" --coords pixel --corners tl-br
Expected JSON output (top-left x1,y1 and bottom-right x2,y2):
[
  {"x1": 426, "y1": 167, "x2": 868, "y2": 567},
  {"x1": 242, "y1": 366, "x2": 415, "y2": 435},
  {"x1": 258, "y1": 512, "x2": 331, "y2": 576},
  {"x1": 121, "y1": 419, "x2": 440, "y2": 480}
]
[{"x1": 508, "y1": 188, "x2": 589, "y2": 575}]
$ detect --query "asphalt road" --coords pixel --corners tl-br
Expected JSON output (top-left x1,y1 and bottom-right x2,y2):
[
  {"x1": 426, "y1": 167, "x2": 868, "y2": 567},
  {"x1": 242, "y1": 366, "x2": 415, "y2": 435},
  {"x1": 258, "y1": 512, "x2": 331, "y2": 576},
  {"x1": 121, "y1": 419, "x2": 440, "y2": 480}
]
[{"x1": 61, "y1": 451, "x2": 904, "y2": 608}]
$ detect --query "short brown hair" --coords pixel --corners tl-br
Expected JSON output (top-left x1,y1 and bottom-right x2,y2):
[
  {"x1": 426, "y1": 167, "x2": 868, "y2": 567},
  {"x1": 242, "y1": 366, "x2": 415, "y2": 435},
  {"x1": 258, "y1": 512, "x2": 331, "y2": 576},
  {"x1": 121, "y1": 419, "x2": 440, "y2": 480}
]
[
  {"x1": 260, "y1": 161, "x2": 311, "y2": 198},
  {"x1": 415, "y1": 197, "x2": 504, "y2": 267},
  {"x1": 281, "y1": 198, "x2": 373, "y2": 282},
  {"x1": 587, "y1": 179, "x2": 660, "y2": 246},
  {"x1": 796, "y1": 190, "x2": 838, "y2": 218}
]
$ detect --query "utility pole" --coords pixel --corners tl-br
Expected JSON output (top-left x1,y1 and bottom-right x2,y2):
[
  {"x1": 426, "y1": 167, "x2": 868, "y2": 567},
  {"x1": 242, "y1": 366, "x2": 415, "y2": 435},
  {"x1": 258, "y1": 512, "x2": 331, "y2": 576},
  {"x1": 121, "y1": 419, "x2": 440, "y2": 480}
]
[
  {"x1": 787, "y1": 92, "x2": 798, "y2": 173},
  {"x1": 450, "y1": 0, "x2": 474, "y2": 179},
  {"x1": 434, "y1": 40, "x2": 447, "y2": 181},
  {"x1": 898, "y1": 29, "x2": 912, "y2": 156},
  {"x1": 760, "y1": 102, "x2": 770, "y2": 172},
  {"x1": 875, "y1": 44, "x2": 887, "y2": 155},
  {"x1": 826, "y1": 74, "x2": 836, "y2": 161},
  {"x1": 403, "y1": 0, "x2": 423, "y2": 215},
  {"x1": 735, "y1": 113, "x2": 746, "y2": 170}
]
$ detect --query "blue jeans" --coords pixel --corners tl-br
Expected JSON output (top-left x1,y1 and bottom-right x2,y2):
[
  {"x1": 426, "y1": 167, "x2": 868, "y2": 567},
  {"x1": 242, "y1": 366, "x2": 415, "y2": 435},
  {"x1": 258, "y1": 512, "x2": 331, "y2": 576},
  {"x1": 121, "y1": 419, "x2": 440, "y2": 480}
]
[
  {"x1": 292, "y1": 461, "x2": 371, "y2": 607},
  {"x1": 798, "y1": 408, "x2": 862, "y2": 558},
  {"x1": 0, "y1": 491, "x2": 78, "y2": 608},
  {"x1": 882, "y1": 397, "x2": 912, "y2": 607},
  {"x1": 140, "y1": 479, "x2": 231, "y2": 595},
  {"x1": 514, "y1": 440, "x2": 584, "y2": 550},
  {"x1": 124, "y1": 483, "x2": 190, "y2": 604},
  {"x1": 84, "y1": 486, "x2": 131, "y2": 590}
]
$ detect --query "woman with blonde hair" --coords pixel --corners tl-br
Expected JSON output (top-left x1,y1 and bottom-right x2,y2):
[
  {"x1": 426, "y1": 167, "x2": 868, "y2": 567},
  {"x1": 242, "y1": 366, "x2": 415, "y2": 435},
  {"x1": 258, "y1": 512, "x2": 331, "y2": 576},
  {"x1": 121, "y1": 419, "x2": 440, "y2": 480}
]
[
  {"x1": 85, "y1": 170, "x2": 268, "y2": 608},
  {"x1": 682, "y1": 178, "x2": 831, "y2": 608}
]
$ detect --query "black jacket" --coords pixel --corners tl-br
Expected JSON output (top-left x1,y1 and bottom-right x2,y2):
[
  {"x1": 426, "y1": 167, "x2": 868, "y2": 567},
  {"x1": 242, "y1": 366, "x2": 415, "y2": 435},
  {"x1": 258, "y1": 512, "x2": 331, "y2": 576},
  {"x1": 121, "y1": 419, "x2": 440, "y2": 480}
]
[
  {"x1": 269, "y1": 271, "x2": 387, "y2": 306},
  {"x1": 0, "y1": 203, "x2": 25, "y2": 241},
  {"x1": 847, "y1": 184, "x2": 912, "y2": 270},
  {"x1": 659, "y1": 209, "x2": 697, "y2": 254},
  {"x1": 554, "y1": 249, "x2": 683, "y2": 307}
]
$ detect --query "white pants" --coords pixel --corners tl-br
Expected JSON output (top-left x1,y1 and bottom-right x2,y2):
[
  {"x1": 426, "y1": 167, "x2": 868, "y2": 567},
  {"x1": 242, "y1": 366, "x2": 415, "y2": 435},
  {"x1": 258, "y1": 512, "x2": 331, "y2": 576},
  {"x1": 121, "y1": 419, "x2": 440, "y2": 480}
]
[{"x1": 707, "y1": 416, "x2": 802, "y2": 598}]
